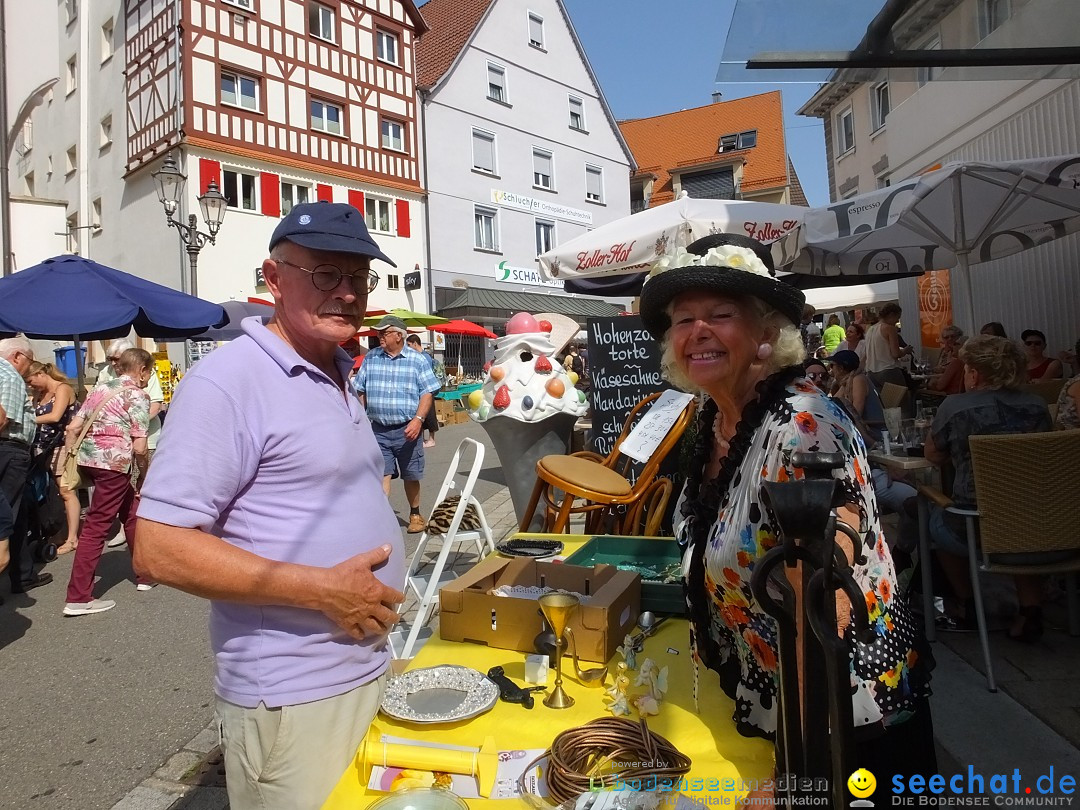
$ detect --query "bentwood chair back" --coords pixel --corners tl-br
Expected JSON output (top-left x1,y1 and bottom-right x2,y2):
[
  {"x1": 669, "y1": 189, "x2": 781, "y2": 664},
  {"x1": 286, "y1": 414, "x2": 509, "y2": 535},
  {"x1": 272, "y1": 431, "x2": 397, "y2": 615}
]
[
  {"x1": 941, "y1": 429, "x2": 1080, "y2": 691},
  {"x1": 519, "y1": 392, "x2": 697, "y2": 535}
]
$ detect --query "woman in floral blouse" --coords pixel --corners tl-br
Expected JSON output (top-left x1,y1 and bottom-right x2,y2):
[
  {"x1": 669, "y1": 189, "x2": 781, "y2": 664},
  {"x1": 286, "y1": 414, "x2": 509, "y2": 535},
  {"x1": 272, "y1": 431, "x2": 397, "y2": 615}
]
[
  {"x1": 61, "y1": 347, "x2": 156, "y2": 617},
  {"x1": 639, "y1": 233, "x2": 934, "y2": 790}
]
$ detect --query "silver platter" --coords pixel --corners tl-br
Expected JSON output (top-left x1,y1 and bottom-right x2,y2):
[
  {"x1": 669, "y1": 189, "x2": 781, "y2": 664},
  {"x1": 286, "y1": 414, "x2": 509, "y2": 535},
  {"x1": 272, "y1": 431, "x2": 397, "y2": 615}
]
[{"x1": 381, "y1": 665, "x2": 499, "y2": 724}]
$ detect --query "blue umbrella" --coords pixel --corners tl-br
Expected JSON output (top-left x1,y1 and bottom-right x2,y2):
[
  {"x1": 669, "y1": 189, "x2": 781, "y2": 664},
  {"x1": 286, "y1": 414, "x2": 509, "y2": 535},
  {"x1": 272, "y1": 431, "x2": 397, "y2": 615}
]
[
  {"x1": 0, "y1": 255, "x2": 226, "y2": 340},
  {"x1": 194, "y1": 299, "x2": 274, "y2": 341}
]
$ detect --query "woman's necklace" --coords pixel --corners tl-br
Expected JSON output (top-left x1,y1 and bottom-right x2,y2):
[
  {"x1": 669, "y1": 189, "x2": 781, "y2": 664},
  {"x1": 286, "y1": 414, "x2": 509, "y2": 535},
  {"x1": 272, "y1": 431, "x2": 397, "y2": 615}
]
[{"x1": 712, "y1": 411, "x2": 731, "y2": 454}]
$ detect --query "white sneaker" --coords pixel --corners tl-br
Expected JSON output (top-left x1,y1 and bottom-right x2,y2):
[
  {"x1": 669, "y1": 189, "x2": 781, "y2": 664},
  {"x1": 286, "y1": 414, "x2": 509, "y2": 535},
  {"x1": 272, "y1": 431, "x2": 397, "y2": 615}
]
[
  {"x1": 63, "y1": 599, "x2": 116, "y2": 616},
  {"x1": 136, "y1": 583, "x2": 157, "y2": 592},
  {"x1": 106, "y1": 534, "x2": 127, "y2": 548}
]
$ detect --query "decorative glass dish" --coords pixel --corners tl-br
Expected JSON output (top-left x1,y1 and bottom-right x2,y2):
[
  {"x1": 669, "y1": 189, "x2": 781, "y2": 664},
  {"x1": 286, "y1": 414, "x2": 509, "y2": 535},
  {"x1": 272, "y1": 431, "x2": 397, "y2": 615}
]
[
  {"x1": 365, "y1": 788, "x2": 469, "y2": 810},
  {"x1": 495, "y1": 538, "x2": 564, "y2": 559},
  {"x1": 380, "y1": 665, "x2": 499, "y2": 724}
]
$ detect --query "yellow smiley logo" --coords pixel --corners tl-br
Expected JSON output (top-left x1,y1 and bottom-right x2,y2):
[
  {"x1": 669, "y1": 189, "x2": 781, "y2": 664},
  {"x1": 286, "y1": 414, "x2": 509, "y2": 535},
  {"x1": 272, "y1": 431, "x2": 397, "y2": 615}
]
[{"x1": 848, "y1": 768, "x2": 877, "y2": 798}]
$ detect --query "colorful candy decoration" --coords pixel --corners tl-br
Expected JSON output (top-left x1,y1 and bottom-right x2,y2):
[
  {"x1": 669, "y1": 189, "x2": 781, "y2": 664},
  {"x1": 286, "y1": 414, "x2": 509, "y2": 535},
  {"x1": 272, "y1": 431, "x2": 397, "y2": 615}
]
[
  {"x1": 505, "y1": 312, "x2": 540, "y2": 335},
  {"x1": 493, "y1": 385, "x2": 511, "y2": 410},
  {"x1": 534, "y1": 355, "x2": 552, "y2": 374},
  {"x1": 489, "y1": 365, "x2": 505, "y2": 382},
  {"x1": 522, "y1": 395, "x2": 534, "y2": 411},
  {"x1": 567, "y1": 371, "x2": 579, "y2": 385},
  {"x1": 468, "y1": 389, "x2": 484, "y2": 410},
  {"x1": 577, "y1": 390, "x2": 586, "y2": 403},
  {"x1": 483, "y1": 360, "x2": 493, "y2": 372},
  {"x1": 545, "y1": 378, "x2": 565, "y2": 398},
  {"x1": 538, "y1": 320, "x2": 553, "y2": 333}
]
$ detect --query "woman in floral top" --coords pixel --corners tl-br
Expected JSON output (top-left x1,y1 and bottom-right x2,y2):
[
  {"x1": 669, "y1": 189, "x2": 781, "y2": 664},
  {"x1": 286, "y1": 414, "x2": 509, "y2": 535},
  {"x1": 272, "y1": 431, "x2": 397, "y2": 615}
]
[
  {"x1": 639, "y1": 233, "x2": 935, "y2": 790},
  {"x1": 61, "y1": 348, "x2": 156, "y2": 616}
]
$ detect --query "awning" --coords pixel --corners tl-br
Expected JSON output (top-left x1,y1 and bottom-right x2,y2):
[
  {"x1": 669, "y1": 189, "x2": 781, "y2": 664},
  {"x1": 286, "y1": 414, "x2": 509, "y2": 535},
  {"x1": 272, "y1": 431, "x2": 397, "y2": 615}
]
[{"x1": 439, "y1": 288, "x2": 623, "y2": 322}]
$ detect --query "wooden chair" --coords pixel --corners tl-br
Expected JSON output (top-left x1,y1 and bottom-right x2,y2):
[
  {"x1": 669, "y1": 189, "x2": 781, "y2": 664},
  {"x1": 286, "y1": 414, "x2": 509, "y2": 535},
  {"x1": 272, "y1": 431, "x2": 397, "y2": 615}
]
[
  {"x1": 1021, "y1": 379, "x2": 1066, "y2": 405},
  {"x1": 920, "y1": 429, "x2": 1080, "y2": 691},
  {"x1": 519, "y1": 392, "x2": 696, "y2": 535}
]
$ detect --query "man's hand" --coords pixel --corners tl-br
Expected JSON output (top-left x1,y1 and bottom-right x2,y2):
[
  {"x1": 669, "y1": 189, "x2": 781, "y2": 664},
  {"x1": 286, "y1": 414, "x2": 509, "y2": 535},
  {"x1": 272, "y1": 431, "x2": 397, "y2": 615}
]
[
  {"x1": 320, "y1": 544, "x2": 405, "y2": 640},
  {"x1": 404, "y1": 418, "x2": 422, "y2": 442}
]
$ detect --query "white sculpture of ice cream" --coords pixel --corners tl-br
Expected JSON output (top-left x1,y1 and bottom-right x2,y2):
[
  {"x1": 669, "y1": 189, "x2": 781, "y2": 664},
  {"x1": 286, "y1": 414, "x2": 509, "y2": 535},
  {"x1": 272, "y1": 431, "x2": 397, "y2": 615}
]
[{"x1": 467, "y1": 313, "x2": 588, "y2": 530}]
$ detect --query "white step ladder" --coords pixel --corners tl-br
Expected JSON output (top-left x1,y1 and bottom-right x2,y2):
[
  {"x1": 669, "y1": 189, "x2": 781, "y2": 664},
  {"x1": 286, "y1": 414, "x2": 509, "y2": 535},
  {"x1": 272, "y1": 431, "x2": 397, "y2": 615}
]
[{"x1": 389, "y1": 438, "x2": 494, "y2": 659}]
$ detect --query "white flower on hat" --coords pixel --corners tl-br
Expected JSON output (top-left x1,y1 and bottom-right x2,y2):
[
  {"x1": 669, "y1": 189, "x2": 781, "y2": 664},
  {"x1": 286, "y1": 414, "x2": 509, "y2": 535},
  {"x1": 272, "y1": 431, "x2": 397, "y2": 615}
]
[{"x1": 647, "y1": 243, "x2": 770, "y2": 280}]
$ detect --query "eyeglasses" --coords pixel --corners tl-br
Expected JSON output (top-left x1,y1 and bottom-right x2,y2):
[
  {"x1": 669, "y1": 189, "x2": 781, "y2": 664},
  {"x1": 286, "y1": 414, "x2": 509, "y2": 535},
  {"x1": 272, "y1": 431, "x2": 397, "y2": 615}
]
[
  {"x1": 807, "y1": 372, "x2": 828, "y2": 381},
  {"x1": 275, "y1": 259, "x2": 379, "y2": 295}
]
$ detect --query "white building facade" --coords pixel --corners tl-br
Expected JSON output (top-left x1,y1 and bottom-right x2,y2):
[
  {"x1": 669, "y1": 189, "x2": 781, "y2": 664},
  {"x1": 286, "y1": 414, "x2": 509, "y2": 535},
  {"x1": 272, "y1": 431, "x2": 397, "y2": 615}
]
[
  {"x1": 415, "y1": 0, "x2": 635, "y2": 326},
  {"x1": 798, "y1": 0, "x2": 1080, "y2": 353},
  {"x1": 11, "y1": 0, "x2": 429, "y2": 318}
]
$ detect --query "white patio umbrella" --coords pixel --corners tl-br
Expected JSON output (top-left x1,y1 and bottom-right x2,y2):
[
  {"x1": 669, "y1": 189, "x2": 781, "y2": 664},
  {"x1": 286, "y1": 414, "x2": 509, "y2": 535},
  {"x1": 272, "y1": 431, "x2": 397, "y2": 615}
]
[
  {"x1": 785, "y1": 154, "x2": 1080, "y2": 330},
  {"x1": 538, "y1": 192, "x2": 808, "y2": 281}
]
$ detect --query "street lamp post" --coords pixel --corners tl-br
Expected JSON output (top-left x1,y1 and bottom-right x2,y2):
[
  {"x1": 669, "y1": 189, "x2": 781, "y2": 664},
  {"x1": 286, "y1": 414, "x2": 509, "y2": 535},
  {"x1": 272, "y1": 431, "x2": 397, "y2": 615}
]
[{"x1": 151, "y1": 153, "x2": 228, "y2": 298}]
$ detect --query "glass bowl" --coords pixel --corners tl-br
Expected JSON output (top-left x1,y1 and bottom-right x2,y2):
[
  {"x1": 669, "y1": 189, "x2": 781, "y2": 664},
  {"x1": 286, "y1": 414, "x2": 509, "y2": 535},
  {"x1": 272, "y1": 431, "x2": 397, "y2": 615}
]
[{"x1": 365, "y1": 788, "x2": 469, "y2": 810}]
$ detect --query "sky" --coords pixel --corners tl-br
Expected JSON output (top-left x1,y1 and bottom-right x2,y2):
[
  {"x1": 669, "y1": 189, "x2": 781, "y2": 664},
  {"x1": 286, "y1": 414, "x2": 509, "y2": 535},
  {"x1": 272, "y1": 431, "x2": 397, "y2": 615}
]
[{"x1": 561, "y1": 0, "x2": 832, "y2": 206}]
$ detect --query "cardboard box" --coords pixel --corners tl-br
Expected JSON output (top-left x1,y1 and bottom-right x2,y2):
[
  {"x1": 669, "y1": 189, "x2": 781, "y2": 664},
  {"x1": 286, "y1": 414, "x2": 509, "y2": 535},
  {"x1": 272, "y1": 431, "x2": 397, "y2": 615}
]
[{"x1": 439, "y1": 556, "x2": 640, "y2": 663}]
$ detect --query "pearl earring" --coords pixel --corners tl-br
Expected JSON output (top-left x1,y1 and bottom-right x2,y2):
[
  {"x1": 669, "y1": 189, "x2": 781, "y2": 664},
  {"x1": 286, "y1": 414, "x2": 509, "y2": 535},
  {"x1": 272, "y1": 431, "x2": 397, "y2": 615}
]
[{"x1": 757, "y1": 343, "x2": 773, "y2": 360}]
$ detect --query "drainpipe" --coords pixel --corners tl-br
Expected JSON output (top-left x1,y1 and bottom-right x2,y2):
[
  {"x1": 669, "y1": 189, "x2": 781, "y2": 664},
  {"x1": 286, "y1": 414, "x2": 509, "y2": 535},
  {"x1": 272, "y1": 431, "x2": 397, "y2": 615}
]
[
  {"x1": 418, "y1": 87, "x2": 435, "y2": 314},
  {"x1": 0, "y1": 0, "x2": 11, "y2": 275}
]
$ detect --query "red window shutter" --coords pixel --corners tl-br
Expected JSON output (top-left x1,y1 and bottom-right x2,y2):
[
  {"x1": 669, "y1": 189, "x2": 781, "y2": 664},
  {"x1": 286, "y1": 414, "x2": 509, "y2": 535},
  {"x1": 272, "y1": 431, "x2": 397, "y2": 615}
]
[
  {"x1": 317, "y1": 183, "x2": 333, "y2": 202},
  {"x1": 199, "y1": 159, "x2": 221, "y2": 194},
  {"x1": 396, "y1": 199, "x2": 410, "y2": 237},
  {"x1": 348, "y1": 189, "x2": 364, "y2": 213},
  {"x1": 260, "y1": 173, "x2": 280, "y2": 217}
]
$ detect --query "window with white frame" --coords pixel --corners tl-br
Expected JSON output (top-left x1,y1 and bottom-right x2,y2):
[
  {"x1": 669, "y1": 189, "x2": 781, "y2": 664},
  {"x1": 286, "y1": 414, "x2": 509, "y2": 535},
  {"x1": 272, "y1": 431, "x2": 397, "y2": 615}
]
[
  {"x1": 472, "y1": 129, "x2": 496, "y2": 174},
  {"x1": 487, "y1": 63, "x2": 507, "y2": 103},
  {"x1": 474, "y1": 206, "x2": 498, "y2": 251},
  {"x1": 100, "y1": 18, "x2": 114, "y2": 62},
  {"x1": 222, "y1": 70, "x2": 259, "y2": 111},
  {"x1": 280, "y1": 182, "x2": 310, "y2": 215},
  {"x1": 918, "y1": 34, "x2": 942, "y2": 86},
  {"x1": 99, "y1": 114, "x2": 112, "y2": 148},
  {"x1": 377, "y1": 28, "x2": 399, "y2": 65},
  {"x1": 837, "y1": 108, "x2": 855, "y2": 155},
  {"x1": 535, "y1": 219, "x2": 555, "y2": 255},
  {"x1": 309, "y1": 1, "x2": 335, "y2": 42},
  {"x1": 568, "y1": 96, "x2": 585, "y2": 130},
  {"x1": 533, "y1": 148, "x2": 553, "y2": 190},
  {"x1": 223, "y1": 0, "x2": 254, "y2": 8},
  {"x1": 528, "y1": 12, "x2": 544, "y2": 48},
  {"x1": 223, "y1": 168, "x2": 258, "y2": 211},
  {"x1": 381, "y1": 118, "x2": 404, "y2": 151},
  {"x1": 978, "y1": 0, "x2": 1010, "y2": 40},
  {"x1": 387, "y1": 274, "x2": 400, "y2": 291},
  {"x1": 365, "y1": 197, "x2": 392, "y2": 233},
  {"x1": 870, "y1": 81, "x2": 890, "y2": 132},
  {"x1": 66, "y1": 56, "x2": 77, "y2": 94},
  {"x1": 310, "y1": 99, "x2": 342, "y2": 134},
  {"x1": 585, "y1": 165, "x2": 603, "y2": 203}
]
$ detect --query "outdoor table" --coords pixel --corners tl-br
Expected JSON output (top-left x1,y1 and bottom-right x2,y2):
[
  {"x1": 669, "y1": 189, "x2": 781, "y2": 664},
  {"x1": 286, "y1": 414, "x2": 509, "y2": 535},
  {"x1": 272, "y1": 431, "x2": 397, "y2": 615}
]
[
  {"x1": 867, "y1": 449, "x2": 938, "y2": 641},
  {"x1": 435, "y1": 383, "x2": 483, "y2": 402},
  {"x1": 323, "y1": 539, "x2": 774, "y2": 808}
]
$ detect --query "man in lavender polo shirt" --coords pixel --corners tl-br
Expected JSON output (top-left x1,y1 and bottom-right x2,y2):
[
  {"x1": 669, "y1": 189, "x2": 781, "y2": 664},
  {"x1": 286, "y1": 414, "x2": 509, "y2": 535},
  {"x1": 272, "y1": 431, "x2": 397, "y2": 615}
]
[{"x1": 135, "y1": 201, "x2": 406, "y2": 810}]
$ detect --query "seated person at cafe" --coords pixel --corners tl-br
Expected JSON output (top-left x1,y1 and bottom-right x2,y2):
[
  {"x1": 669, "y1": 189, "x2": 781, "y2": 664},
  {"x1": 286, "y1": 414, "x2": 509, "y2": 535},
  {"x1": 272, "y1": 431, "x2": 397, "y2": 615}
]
[
  {"x1": 924, "y1": 335, "x2": 1054, "y2": 640},
  {"x1": 803, "y1": 357, "x2": 830, "y2": 393},
  {"x1": 925, "y1": 325, "x2": 966, "y2": 395},
  {"x1": 829, "y1": 350, "x2": 918, "y2": 564},
  {"x1": 1021, "y1": 328, "x2": 1063, "y2": 381},
  {"x1": 980, "y1": 321, "x2": 1008, "y2": 338},
  {"x1": 1056, "y1": 338, "x2": 1080, "y2": 430}
]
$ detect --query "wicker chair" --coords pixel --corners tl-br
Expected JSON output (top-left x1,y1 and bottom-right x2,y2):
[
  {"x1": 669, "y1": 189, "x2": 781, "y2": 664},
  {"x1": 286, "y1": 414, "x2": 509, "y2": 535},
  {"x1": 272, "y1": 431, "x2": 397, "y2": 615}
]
[
  {"x1": 519, "y1": 392, "x2": 696, "y2": 535},
  {"x1": 1021, "y1": 379, "x2": 1066, "y2": 405},
  {"x1": 920, "y1": 429, "x2": 1080, "y2": 691}
]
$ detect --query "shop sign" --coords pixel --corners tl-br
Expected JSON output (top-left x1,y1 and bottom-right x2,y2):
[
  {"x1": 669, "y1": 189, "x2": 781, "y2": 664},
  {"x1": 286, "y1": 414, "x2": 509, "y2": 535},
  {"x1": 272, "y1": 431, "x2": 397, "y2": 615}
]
[
  {"x1": 494, "y1": 261, "x2": 564, "y2": 289},
  {"x1": 490, "y1": 189, "x2": 593, "y2": 225}
]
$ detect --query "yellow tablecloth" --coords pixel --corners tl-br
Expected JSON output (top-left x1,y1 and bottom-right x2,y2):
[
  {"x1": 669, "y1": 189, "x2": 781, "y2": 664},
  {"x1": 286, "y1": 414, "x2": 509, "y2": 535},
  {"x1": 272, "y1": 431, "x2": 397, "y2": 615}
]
[{"x1": 323, "y1": 621, "x2": 774, "y2": 808}]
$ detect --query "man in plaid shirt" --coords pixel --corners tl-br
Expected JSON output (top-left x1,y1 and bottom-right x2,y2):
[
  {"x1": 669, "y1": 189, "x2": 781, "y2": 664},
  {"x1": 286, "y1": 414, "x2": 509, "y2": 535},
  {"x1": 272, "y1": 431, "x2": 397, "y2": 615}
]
[{"x1": 353, "y1": 316, "x2": 440, "y2": 533}]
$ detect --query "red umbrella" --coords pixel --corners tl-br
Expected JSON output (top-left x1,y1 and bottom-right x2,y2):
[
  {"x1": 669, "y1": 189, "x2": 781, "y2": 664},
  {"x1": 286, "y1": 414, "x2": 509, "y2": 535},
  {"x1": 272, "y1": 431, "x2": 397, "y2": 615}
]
[{"x1": 428, "y1": 319, "x2": 496, "y2": 339}]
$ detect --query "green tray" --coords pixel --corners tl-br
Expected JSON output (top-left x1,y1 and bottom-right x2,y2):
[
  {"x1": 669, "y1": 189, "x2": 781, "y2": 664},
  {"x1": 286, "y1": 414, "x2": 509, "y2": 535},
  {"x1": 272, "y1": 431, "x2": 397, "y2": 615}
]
[{"x1": 564, "y1": 536, "x2": 685, "y2": 616}]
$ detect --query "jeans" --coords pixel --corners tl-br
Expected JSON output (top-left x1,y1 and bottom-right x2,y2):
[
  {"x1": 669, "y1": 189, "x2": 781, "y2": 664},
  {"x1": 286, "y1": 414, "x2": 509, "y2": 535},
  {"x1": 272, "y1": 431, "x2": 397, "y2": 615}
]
[{"x1": 0, "y1": 440, "x2": 33, "y2": 588}]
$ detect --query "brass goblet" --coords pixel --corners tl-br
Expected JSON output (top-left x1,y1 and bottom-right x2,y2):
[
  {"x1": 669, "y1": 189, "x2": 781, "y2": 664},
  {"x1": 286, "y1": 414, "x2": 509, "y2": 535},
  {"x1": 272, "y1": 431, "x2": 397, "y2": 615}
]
[{"x1": 538, "y1": 592, "x2": 579, "y2": 708}]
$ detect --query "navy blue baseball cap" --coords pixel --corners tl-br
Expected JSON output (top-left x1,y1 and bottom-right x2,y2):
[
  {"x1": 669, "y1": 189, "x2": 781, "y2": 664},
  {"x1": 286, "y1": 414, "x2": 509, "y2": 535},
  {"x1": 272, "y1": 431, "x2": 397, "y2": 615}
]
[{"x1": 269, "y1": 201, "x2": 397, "y2": 266}]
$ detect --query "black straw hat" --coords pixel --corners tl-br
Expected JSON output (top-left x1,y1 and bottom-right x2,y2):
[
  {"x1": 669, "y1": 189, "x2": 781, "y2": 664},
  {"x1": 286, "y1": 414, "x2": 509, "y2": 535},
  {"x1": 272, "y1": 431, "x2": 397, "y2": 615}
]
[{"x1": 638, "y1": 233, "x2": 805, "y2": 340}]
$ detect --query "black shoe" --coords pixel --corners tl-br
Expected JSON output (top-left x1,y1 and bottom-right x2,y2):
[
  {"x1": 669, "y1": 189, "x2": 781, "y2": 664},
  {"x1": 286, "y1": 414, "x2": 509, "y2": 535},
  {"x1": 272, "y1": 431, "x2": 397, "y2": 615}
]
[{"x1": 13, "y1": 572, "x2": 54, "y2": 593}]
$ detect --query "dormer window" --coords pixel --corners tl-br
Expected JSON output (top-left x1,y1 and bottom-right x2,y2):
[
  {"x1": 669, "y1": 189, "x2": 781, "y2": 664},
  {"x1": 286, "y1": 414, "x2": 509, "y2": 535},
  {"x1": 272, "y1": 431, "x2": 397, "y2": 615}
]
[{"x1": 718, "y1": 130, "x2": 757, "y2": 153}]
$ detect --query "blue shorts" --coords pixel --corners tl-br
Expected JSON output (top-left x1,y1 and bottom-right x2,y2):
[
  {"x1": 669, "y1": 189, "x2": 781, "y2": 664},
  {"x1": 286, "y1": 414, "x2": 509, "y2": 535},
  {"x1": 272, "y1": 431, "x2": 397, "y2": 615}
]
[{"x1": 372, "y1": 422, "x2": 425, "y2": 481}]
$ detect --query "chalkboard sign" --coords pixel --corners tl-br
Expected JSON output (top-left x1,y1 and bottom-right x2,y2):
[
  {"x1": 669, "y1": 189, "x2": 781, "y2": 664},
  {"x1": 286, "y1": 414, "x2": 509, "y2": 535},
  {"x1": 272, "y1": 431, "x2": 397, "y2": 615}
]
[{"x1": 586, "y1": 314, "x2": 688, "y2": 530}]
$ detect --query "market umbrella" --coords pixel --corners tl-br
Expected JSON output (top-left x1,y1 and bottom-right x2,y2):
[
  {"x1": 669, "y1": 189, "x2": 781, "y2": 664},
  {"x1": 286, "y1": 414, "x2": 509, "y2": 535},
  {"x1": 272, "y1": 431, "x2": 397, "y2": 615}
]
[
  {"x1": 428, "y1": 319, "x2": 496, "y2": 373},
  {"x1": 362, "y1": 308, "x2": 448, "y2": 327},
  {"x1": 785, "y1": 154, "x2": 1080, "y2": 330},
  {"x1": 193, "y1": 299, "x2": 274, "y2": 341},
  {"x1": 0, "y1": 254, "x2": 227, "y2": 392},
  {"x1": 537, "y1": 192, "x2": 808, "y2": 281}
]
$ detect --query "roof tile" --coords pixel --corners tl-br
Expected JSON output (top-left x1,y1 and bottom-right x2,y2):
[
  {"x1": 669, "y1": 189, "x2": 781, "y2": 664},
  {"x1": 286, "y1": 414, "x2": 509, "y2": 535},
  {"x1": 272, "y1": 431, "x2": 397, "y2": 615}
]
[{"x1": 415, "y1": 0, "x2": 494, "y2": 89}]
